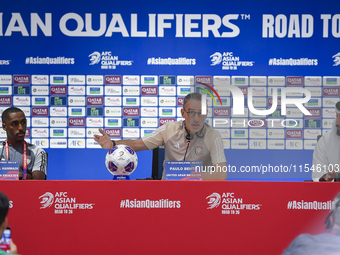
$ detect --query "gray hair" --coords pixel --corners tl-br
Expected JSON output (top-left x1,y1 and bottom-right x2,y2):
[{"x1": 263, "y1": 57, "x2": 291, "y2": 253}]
[{"x1": 182, "y1": 93, "x2": 202, "y2": 109}]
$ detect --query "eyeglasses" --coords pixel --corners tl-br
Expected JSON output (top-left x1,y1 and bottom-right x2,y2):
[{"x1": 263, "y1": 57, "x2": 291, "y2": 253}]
[{"x1": 184, "y1": 110, "x2": 206, "y2": 118}]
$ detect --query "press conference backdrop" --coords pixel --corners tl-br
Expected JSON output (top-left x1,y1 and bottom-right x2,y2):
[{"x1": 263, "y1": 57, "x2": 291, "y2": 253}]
[{"x1": 0, "y1": 0, "x2": 339, "y2": 180}]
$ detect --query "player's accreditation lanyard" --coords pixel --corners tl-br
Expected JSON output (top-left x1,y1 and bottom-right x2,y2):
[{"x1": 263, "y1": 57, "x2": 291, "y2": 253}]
[{"x1": 5, "y1": 140, "x2": 27, "y2": 180}]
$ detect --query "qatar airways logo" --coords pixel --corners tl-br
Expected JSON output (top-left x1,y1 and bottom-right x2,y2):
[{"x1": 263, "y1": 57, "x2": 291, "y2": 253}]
[
  {"x1": 213, "y1": 108, "x2": 230, "y2": 117},
  {"x1": 0, "y1": 97, "x2": 12, "y2": 105},
  {"x1": 105, "y1": 128, "x2": 121, "y2": 137},
  {"x1": 177, "y1": 97, "x2": 184, "y2": 106},
  {"x1": 239, "y1": 87, "x2": 248, "y2": 96},
  {"x1": 286, "y1": 130, "x2": 303, "y2": 138},
  {"x1": 123, "y1": 107, "x2": 139, "y2": 116},
  {"x1": 323, "y1": 88, "x2": 340, "y2": 96},
  {"x1": 159, "y1": 118, "x2": 176, "y2": 126},
  {"x1": 50, "y1": 86, "x2": 67, "y2": 95},
  {"x1": 13, "y1": 75, "x2": 30, "y2": 85},
  {"x1": 69, "y1": 118, "x2": 85, "y2": 127},
  {"x1": 105, "y1": 75, "x2": 121, "y2": 85},
  {"x1": 268, "y1": 97, "x2": 281, "y2": 107},
  {"x1": 306, "y1": 109, "x2": 321, "y2": 117},
  {"x1": 87, "y1": 97, "x2": 103, "y2": 105},
  {"x1": 286, "y1": 76, "x2": 303, "y2": 86},
  {"x1": 196, "y1": 76, "x2": 212, "y2": 85},
  {"x1": 32, "y1": 107, "x2": 49, "y2": 116},
  {"x1": 248, "y1": 119, "x2": 266, "y2": 128},
  {"x1": 141, "y1": 86, "x2": 158, "y2": 95}
]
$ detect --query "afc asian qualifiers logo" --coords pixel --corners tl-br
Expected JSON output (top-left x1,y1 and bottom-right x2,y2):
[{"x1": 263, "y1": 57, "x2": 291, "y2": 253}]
[
  {"x1": 89, "y1": 52, "x2": 101, "y2": 65},
  {"x1": 333, "y1": 52, "x2": 340, "y2": 66},
  {"x1": 89, "y1": 51, "x2": 132, "y2": 69},
  {"x1": 210, "y1": 51, "x2": 254, "y2": 70},
  {"x1": 38, "y1": 191, "x2": 95, "y2": 214},
  {"x1": 39, "y1": 192, "x2": 54, "y2": 209},
  {"x1": 206, "y1": 193, "x2": 221, "y2": 209},
  {"x1": 206, "y1": 192, "x2": 261, "y2": 215},
  {"x1": 210, "y1": 52, "x2": 222, "y2": 66}
]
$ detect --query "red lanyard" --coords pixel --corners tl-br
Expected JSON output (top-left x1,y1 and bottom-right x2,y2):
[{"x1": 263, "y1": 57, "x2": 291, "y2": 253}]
[{"x1": 5, "y1": 140, "x2": 27, "y2": 180}]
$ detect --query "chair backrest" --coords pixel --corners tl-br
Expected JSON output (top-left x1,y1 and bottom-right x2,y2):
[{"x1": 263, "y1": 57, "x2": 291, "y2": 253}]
[{"x1": 152, "y1": 146, "x2": 165, "y2": 180}]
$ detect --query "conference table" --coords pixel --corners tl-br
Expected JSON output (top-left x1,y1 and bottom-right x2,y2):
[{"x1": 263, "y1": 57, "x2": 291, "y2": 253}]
[{"x1": 1, "y1": 181, "x2": 339, "y2": 254}]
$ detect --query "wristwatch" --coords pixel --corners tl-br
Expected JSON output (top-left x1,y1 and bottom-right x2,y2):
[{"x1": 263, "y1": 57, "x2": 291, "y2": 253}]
[{"x1": 111, "y1": 140, "x2": 116, "y2": 147}]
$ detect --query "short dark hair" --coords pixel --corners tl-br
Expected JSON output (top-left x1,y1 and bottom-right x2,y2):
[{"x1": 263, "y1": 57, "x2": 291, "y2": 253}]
[
  {"x1": 2, "y1": 107, "x2": 24, "y2": 123},
  {"x1": 183, "y1": 93, "x2": 202, "y2": 109},
  {"x1": 0, "y1": 191, "x2": 9, "y2": 225}
]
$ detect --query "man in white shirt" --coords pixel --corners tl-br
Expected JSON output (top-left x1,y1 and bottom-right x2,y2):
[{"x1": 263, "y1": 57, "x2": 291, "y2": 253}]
[{"x1": 312, "y1": 102, "x2": 340, "y2": 182}]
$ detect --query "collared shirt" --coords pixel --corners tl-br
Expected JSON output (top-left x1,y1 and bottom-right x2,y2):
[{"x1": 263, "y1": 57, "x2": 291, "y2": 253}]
[{"x1": 142, "y1": 120, "x2": 226, "y2": 178}]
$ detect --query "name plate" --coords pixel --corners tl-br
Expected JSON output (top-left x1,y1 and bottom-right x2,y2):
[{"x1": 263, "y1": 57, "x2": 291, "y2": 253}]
[
  {"x1": 165, "y1": 161, "x2": 202, "y2": 180},
  {"x1": 0, "y1": 161, "x2": 19, "y2": 180}
]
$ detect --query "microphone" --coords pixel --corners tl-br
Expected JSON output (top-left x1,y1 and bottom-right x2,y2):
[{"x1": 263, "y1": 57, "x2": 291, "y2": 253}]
[
  {"x1": 0, "y1": 141, "x2": 6, "y2": 161},
  {"x1": 183, "y1": 132, "x2": 191, "y2": 161},
  {"x1": 183, "y1": 141, "x2": 190, "y2": 161}
]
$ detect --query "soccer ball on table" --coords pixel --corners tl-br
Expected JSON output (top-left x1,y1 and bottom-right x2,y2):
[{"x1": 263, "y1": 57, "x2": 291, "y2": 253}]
[{"x1": 105, "y1": 144, "x2": 138, "y2": 176}]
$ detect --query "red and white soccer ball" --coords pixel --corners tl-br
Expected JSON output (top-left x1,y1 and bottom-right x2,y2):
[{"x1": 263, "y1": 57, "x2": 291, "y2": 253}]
[{"x1": 105, "y1": 145, "x2": 138, "y2": 175}]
